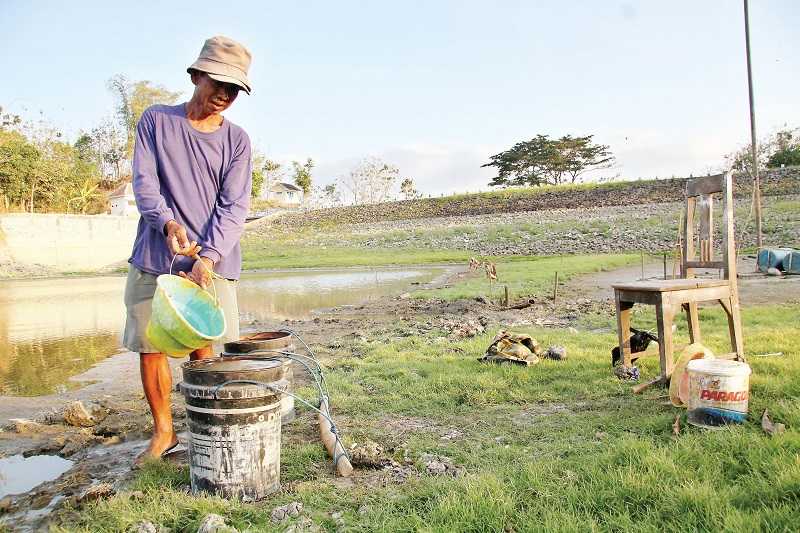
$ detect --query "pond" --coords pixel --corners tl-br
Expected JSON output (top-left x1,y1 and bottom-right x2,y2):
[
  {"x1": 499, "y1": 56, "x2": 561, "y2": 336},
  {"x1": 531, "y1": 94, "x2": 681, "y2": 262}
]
[{"x1": 0, "y1": 266, "x2": 444, "y2": 396}]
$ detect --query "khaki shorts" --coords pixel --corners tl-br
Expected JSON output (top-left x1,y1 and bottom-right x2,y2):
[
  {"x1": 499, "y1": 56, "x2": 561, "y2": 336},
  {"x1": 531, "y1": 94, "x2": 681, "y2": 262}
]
[{"x1": 123, "y1": 266, "x2": 240, "y2": 354}]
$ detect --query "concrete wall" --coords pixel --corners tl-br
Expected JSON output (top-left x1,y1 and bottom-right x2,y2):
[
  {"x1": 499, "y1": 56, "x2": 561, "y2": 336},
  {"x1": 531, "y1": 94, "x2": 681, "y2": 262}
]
[{"x1": 0, "y1": 213, "x2": 140, "y2": 272}]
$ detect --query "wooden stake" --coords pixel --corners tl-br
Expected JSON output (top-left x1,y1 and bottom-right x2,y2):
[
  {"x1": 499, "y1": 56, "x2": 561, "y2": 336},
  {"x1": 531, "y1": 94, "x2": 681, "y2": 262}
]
[
  {"x1": 663, "y1": 252, "x2": 667, "y2": 280},
  {"x1": 319, "y1": 396, "x2": 353, "y2": 477},
  {"x1": 504, "y1": 285, "x2": 509, "y2": 308},
  {"x1": 552, "y1": 271, "x2": 559, "y2": 303},
  {"x1": 640, "y1": 251, "x2": 645, "y2": 280}
]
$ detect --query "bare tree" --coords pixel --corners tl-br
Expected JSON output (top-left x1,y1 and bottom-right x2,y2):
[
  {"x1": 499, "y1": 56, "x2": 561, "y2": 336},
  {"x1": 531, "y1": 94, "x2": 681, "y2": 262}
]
[{"x1": 339, "y1": 157, "x2": 400, "y2": 205}]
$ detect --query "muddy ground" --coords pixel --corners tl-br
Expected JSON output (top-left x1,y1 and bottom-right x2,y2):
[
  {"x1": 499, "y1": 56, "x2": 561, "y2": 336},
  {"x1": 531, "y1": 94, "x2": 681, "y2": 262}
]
[{"x1": 1, "y1": 259, "x2": 798, "y2": 531}]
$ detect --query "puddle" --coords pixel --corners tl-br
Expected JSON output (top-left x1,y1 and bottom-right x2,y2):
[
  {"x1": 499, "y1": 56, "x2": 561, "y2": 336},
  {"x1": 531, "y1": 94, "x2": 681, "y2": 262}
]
[
  {"x1": 0, "y1": 267, "x2": 445, "y2": 396},
  {"x1": 0, "y1": 455, "x2": 74, "y2": 498}
]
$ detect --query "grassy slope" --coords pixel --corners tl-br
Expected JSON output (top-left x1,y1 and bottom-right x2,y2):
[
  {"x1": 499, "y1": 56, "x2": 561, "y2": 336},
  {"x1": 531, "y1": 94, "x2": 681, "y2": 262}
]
[
  {"x1": 57, "y1": 255, "x2": 800, "y2": 532},
  {"x1": 242, "y1": 195, "x2": 800, "y2": 271}
]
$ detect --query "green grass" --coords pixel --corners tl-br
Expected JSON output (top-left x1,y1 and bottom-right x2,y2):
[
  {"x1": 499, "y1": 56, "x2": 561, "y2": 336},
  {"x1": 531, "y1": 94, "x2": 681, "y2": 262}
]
[
  {"x1": 241, "y1": 244, "x2": 472, "y2": 270},
  {"x1": 56, "y1": 299, "x2": 800, "y2": 532},
  {"x1": 420, "y1": 254, "x2": 639, "y2": 301}
]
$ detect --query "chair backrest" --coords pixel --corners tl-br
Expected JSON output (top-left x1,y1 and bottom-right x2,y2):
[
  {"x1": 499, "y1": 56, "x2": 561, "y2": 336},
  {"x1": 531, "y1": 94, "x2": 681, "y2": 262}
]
[{"x1": 681, "y1": 171, "x2": 736, "y2": 281}]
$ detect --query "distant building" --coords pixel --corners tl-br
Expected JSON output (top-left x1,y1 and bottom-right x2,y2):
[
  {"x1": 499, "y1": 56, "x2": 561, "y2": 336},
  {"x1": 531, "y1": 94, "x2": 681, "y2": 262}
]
[
  {"x1": 109, "y1": 182, "x2": 137, "y2": 216},
  {"x1": 261, "y1": 182, "x2": 304, "y2": 207}
]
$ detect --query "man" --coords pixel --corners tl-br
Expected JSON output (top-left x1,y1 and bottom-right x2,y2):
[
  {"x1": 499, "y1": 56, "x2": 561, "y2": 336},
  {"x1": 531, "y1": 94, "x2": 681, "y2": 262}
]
[{"x1": 124, "y1": 36, "x2": 253, "y2": 464}]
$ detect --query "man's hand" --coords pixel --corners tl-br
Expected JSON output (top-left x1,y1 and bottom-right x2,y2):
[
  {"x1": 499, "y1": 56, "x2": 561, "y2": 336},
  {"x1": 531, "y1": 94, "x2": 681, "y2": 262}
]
[
  {"x1": 164, "y1": 220, "x2": 201, "y2": 256},
  {"x1": 179, "y1": 256, "x2": 215, "y2": 289}
]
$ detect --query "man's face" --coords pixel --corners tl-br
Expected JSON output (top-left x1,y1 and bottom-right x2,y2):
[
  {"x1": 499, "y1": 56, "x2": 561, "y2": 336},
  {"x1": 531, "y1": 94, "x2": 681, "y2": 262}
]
[{"x1": 190, "y1": 71, "x2": 240, "y2": 114}]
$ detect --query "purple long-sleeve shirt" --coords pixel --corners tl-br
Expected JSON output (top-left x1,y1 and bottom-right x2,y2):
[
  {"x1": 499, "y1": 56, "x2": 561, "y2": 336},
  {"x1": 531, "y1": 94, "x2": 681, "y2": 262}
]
[{"x1": 129, "y1": 103, "x2": 252, "y2": 280}]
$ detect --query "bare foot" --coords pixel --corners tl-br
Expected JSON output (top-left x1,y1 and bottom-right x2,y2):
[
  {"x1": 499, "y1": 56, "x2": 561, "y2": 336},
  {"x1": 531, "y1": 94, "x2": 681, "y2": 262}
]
[{"x1": 134, "y1": 431, "x2": 179, "y2": 468}]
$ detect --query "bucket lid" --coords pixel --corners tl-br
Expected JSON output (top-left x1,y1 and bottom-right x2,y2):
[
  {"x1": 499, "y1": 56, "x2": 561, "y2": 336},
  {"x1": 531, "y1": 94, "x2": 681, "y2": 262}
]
[
  {"x1": 224, "y1": 331, "x2": 293, "y2": 354},
  {"x1": 182, "y1": 356, "x2": 285, "y2": 387},
  {"x1": 687, "y1": 358, "x2": 751, "y2": 377}
]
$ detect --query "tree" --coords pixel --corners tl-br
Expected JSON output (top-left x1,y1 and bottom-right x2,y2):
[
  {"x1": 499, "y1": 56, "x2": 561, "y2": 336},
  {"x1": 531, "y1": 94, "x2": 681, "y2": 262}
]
[
  {"x1": 292, "y1": 158, "x2": 314, "y2": 195},
  {"x1": 107, "y1": 75, "x2": 181, "y2": 162},
  {"x1": 0, "y1": 130, "x2": 39, "y2": 209},
  {"x1": 339, "y1": 157, "x2": 401, "y2": 205},
  {"x1": 400, "y1": 178, "x2": 419, "y2": 200},
  {"x1": 251, "y1": 151, "x2": 266, "y2": 199},
  {"x1": 767, "y1": 129, "x2": 800, "y2": 168},
  {"x1": 483, "y1": 134, "x2": 614, "y2": 187},
  {"x1": 67, "y1": 179, "x2": 102, "y2": 214},
  {"x1": 263, "y1": 159, "x2": 284, "y2": 196},
  {"x1": 768, "y1": 146, "x2": 800, "y2": 168},
  {"x1": 322, "y1": 183, "x2": 341, "y2": 207}
]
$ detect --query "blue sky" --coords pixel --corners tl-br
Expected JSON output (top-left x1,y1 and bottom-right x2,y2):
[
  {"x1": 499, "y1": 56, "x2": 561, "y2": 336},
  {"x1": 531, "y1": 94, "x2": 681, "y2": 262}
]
[{"x1": 1, "y1": 1, "x2": 798, "y2": 195}]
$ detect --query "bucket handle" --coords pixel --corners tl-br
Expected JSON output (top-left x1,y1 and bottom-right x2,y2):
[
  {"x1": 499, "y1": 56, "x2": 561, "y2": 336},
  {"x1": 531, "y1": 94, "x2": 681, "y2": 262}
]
[
  {"x1": 170, "y1": 253, "x2": 222, "y2": 305},
  {"x1": 210, "y1": 379, "x2": 351, "y2": 468}
]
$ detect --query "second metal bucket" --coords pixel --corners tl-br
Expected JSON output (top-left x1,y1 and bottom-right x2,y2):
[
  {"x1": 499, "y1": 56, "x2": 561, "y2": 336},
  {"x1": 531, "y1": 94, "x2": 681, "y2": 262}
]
[
  {"x1": 223, "y1": 332, "x2": 296, "y2": 424},
  {"x1": 180, "y1": 357, "x2": 286, "y2": 500}
]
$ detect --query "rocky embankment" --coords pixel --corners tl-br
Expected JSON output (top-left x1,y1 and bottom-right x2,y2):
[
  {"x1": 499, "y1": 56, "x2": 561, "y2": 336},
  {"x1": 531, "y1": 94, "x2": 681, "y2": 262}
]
[{"x1": 261, "y1": 167, "x2": 800, "y2": 229}]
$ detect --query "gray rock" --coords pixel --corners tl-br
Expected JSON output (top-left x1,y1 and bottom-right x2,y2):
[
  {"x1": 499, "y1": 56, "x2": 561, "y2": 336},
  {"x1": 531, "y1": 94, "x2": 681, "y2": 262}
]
[
  {"x1": 78, "y1": 482, "x2": 115, "y2": 504},
  {"x1": 197, "y1": 513, "x2": 237, "y2": 533},
  {"x1": 63, "y1": 401, "x2": 96, "y2": 428},
  {"x1": 271, "y1": 501, "x2": 303, "y2": 523},
  {"x1": 130, "y1": 521, "x2": 158, "y2": 533},
  {"x1": 9, "y1": 418, "x2": 44, "y2": 434},
  {"x1": 421, "y1": 453, "x2": 465, "y2": 477},
  {"x1": 545, "y1": 345, "x2": 567, "y2": 361}
]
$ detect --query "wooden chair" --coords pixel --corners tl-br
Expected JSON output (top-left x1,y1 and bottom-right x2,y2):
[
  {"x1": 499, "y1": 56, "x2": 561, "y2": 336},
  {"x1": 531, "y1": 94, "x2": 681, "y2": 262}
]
[{"x1": 612, "y1": 171, "x2": 744, "y2": 383}]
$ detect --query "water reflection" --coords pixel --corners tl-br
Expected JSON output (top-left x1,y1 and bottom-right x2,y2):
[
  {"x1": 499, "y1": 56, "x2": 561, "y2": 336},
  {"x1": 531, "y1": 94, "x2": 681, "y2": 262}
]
[
  {"x1": 237, "y1": 269, "x2": 433, "y2": 321},
  {"x1": 0, "y1": 267, "x2": 441, "y2": 396},
  {"x1": 0, "y1": 454, "x2": 74, "y2": 498}
]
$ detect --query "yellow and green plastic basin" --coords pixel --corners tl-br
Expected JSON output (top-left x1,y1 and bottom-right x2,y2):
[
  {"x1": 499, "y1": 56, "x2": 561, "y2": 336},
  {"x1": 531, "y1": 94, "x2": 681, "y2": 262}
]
[{"x1": 145, "y1": 274, "x2": 226, "y2": 357}]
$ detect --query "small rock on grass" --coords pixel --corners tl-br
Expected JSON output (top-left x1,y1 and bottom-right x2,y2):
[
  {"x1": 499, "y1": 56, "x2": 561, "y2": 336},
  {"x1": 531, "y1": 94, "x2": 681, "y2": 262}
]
[
  {"x1": 348, "y1": 440, "x2": 385, "y2": 468},
  {"x1": 197, "y1": 513, "x2": 238, "y2": 533},
  {"x1": 544, "y1": 345, "x2": 567, "y2": 361},
  {"x1": 284, "y1": 517, "x2": 321, "y2": 533},
  {"x1": 130, "y1": 521, "x2": 159, "y2": 533},
  {"x1": 761, "y1": 409, "x2": 786, "y2": 436},
  {"x1": 271, "y1": 501, "x2": 303, "y2": 523},
  {"x1": 421, "y1": 453, "x2": 465, "y2": 477}
]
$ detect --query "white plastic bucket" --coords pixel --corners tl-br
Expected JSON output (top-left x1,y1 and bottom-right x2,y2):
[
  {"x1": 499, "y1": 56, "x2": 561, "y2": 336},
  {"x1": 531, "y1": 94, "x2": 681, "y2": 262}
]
[{"x1": 686, "y1": 359, "x2": 751, "y2": 428}]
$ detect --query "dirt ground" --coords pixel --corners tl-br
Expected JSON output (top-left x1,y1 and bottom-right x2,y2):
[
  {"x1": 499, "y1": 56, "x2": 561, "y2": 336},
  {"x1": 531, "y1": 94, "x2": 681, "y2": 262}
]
[
  {"x1": 569, "y1": 256, "x2": 800, "y2": 306},
  {"x1": 2, "y1": 259, "x2": 798, "y2": 530}
]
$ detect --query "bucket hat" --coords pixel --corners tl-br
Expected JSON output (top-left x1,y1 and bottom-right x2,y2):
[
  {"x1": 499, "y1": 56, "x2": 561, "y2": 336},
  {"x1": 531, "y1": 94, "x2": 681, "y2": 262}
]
[{"x1": 188, "y1": 36, "x2": 252, "y2": 94}]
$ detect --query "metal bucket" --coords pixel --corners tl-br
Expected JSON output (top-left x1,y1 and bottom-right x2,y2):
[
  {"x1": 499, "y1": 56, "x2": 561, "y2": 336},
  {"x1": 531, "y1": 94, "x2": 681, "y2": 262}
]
[
  {"x1": 223, "y1": 332, "x2": 296, "y2": 424},
  {"x1": 180, "y1": 357, "x2": 286, "y2": 500}
]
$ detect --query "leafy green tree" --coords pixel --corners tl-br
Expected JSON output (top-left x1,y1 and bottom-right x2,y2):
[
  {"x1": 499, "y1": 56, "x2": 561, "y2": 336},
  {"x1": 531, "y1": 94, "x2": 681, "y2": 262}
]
[
  {"x1": 0, "y1": 130, "x2": 40, "y2": 209},
  {"x1": 483, "y1": 134, "x2": 614, "y2": 187},
  {"x1": 292, "y1": 158, "x2": 314, "y2": 195},
  {"x1": 767, "y1": 129, "x2": 800, "y2": 168},
  {"x1": 768, "y1": 147, "x2": 800, "y2": 168},
  {"x1": 68, "y1": 179, "x2": 102, "y2": 214}
]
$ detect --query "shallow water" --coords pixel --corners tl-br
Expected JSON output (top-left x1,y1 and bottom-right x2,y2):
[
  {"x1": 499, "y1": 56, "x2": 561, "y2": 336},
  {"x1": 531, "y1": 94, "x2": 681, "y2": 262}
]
[
  {"x1": 0, "y1": 455, "x2": 74, "y2": 498},
  {"x1": 0, "y1": 267, "x2": 442, "y2": 396}
]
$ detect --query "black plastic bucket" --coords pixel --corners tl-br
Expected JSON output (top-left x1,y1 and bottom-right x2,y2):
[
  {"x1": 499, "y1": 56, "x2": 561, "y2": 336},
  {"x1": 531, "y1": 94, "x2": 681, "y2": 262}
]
[
  {"x1": 180, "y1": 357, "x2": 286, "y2": 500},
  {"x1": 223, "y1": 332, "x2": 296, "y2": 424}
]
